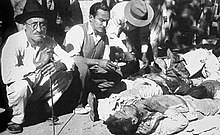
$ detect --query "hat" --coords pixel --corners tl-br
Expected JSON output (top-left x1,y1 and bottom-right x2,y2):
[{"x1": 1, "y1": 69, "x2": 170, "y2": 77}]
[
  {"x1": 124, "y1": 0, "x2": 154, "y2": 27},
  {"x1": 15, "y1": 0, "x2": 46, "y2": 24}
]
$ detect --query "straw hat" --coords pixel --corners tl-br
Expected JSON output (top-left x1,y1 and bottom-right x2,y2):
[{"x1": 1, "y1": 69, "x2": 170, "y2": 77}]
[{"x1": 124, "y1": 0, "x2": 154, "y2": 27}]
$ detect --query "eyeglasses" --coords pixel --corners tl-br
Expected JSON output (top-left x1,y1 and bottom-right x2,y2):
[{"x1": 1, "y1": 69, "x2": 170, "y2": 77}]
[{"x1": 26, "y1": 21, "x2": 47, "y2": 30}]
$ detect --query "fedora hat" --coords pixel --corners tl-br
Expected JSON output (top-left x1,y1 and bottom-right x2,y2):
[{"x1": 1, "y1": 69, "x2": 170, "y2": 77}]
[
  {"x1": 15, "y1": 0, "x2": 46, "y2": 24},
  {"x1": 124, "y1": 0, "x2": 154, "y2": 27}
]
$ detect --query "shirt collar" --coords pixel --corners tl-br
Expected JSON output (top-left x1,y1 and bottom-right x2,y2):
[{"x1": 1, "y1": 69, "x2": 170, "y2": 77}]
[
  {"x1": 20, "y1": 29, "x2": 36, "y2": 48},
  {"x1": 88, "y1": 22, "x2": 102, "y2": 43},
  {"x1": 20, "y1": 29, "x2": 29, "y2": 48}
]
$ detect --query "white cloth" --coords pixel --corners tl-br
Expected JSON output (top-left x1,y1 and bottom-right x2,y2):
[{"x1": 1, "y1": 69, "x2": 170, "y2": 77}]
[
  {"x1": 178, "y1": 115, "x2": 220, "y2": 135},
  {"x1": 98, "y1": 78, "x2": 163, "y2": 121},
  {"x1": 181, "y1": 48, "x2": 220, "y2": 78},
  {"x1": 106, "y1": 1, "x2": 129, "y2": 52}
]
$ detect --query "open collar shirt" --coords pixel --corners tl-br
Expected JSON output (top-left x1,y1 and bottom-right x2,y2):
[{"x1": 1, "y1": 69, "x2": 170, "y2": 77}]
[
  {"x1": 64, "y1": 22, "x2": 110, "y2": 60},
  {"x1": 1, "y1": 29, "x2": 74, "y2": 84}
]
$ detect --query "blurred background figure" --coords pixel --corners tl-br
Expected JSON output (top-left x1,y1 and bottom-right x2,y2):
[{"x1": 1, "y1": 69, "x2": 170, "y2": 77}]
[
  {"x1": 64, "y1": 0, "x2": 83, "y2": 32},
  {"x1": 0, "y1": 0, "x2": 18, "y2": 44}
]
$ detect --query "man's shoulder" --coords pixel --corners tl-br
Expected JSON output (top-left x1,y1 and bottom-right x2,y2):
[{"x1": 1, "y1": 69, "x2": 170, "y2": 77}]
[
  {"x1": 110, "y1": 2, "x2": 128, "y2": 20},
  {"x1": 112, "y1": 1, "x2": 128, "y2": 11},
  {"x1": 65, "y1": 23, "x2": 88, "y2": 39},
  {"x1": 4, "y1": 30, "x2": 27, "y2": 47},
  {"x1": 69, "y1": 23, "x2": 86, "y2": 31},
  {"x1": 7, "y1": 30, "x2": 26, "y2": 40}
]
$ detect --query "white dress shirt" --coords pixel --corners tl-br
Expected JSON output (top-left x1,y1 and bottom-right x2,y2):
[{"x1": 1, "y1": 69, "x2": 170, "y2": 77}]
[{"x1": 1, "y1": 29, "x2": 74, "y2": 84}]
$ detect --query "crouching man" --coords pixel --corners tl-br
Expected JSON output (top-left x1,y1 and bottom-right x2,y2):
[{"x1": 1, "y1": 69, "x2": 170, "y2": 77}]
[{"x1": 1, "y1": 0, "x2": 75, "y2": 133}]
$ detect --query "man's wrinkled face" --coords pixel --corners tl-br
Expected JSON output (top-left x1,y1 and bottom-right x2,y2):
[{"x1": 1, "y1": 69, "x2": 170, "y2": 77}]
[
  {"x1": 25, "y1": 17, "x2": 47, "y2": 42},
  {"x1": 90, "y1": 9, "x2": 110, "y2": 35}
]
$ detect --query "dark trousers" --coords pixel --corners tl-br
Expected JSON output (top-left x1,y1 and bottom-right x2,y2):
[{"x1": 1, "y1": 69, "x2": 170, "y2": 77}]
[{"x1": 74, "y1": 60, "x2": 122, "y2": 106}]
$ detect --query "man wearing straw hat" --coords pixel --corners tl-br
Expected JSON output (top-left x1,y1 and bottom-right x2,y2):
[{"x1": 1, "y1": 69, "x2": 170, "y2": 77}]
[
  {"x1": 106, "y1": 0, "x2": 155, "y2": 77},
  {"x1": 1, "y1": 0, "x2": 75, "y2": 133}
]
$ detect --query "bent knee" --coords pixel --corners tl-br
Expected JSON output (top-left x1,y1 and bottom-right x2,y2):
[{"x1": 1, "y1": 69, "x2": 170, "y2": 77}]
[
  {"x1": 7, "y1": 80, "x2": 30, "y2": 98},
  {"x1": 75, "y1": 61, "x2": 90, "y2": 76}
]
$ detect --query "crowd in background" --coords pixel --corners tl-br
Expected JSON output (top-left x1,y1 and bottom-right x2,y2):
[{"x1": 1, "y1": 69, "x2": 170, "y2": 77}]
[
  {"x1": 1, "y1": 0, "x2": 220, "y2": 50},
  {"x1": 1, "y1": 0, "x2": 220, "y2": 134}
]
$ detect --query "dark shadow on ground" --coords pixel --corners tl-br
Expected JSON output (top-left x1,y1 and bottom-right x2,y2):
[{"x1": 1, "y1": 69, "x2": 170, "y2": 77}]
[
  {"x1": 0, "y1": 71, "x2": 82, "y2": 130},
  {"x1": 24, "y1": 72, "x2": 82, "y2": 127},
  {"x1": 0, "y1": 82, "x2": 8, "y2": 133},
  {"x1": 0, "y1": 110, "x2": 9, "y2": 133}
]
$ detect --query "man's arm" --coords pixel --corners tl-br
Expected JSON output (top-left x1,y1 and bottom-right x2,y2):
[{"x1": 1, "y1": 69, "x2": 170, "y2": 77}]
[
  {"x1": 53, "y1": 43, "x2": 75, "y2": 71},
  {"x1": 136, "y1": 95, "x2": 189, "y2": 114},
  {"x1": 1, "y1": 37, "x2": 36, "y2": 84},
  {"x1": 106, "y1": 6, "x2": 129, "y2": 52},
  {"x1": 135, "y1": 97, "x2": 168, "y2": 113},
  {"x1": 64, "y1": 24, "x2": 118, "y2": 71},
  {"x1": 73, "y1": 55, "x2": 117, "y2": 71},
  {"x1": 63, "y1": 25, "x2": 84, "y2": 56},
  {"x1": 139, "y1": 26, "x2": 154, "y2": 67}
]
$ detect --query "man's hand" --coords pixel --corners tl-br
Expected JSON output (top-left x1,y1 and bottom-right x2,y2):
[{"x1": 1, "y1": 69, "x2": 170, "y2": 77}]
[
  {"x1": 98, "y1": 81, "x2": 115, "y2": 89},
  {"x1": 41, "y1": 61, "x2": 66, "y2": 76},
  {"x1": 24, "y1": 70, "x2": 42, "y2": 87},
  {"x1": 98, "y1": 59, "x2": 118, "y2": 71},
  {"x1": 124, "y1": 52, "x2": 136, "y2": 62},
  {"x1": 141, "y1": 55, "x2": 149, "y2": 67}
]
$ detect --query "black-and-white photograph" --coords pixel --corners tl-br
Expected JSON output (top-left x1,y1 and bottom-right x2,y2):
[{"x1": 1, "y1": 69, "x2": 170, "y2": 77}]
[{"x1": 1, "y1": 0, "x2": 220, "y2": 134}]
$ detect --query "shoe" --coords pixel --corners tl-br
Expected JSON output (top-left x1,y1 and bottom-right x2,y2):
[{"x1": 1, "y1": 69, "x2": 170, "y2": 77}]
[
  {"x1": 87, "y1": 92, "x2": 99, "y2": 122},
  {"x1": 85, "y1": 104, "x2": 91, "y2": 111},
  {"x1": 46, "y1": 115, "x2": 59, "y2": 123},
  {"x1": 74, "y1": 107, "x2": 90, "y2": 115},
  {"x1": 44, "y1": 102, "x2": 59, "y2": 122},
  {"x1": 7, "y1": 122, "x2": 23, "y2": 134}
]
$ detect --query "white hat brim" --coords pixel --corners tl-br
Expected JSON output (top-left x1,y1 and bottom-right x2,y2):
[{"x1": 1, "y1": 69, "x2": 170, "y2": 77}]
[{"x1": 124, "y1": 0, "x2": 154, "y2": 27}]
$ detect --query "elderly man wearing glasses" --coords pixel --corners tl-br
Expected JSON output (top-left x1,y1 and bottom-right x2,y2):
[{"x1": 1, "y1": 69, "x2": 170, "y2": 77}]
[{"x1": 1, "y1": 0, "x2": 76, "y2": 134}]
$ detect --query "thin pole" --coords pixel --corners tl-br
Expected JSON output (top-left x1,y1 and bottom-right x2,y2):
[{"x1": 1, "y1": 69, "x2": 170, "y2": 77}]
[
  {"x1": 57, "y1": 111, "x2": 75, "y2": 135},
  {"x1": 49, "y1": 73, "x2": 56, "y2": 135}
]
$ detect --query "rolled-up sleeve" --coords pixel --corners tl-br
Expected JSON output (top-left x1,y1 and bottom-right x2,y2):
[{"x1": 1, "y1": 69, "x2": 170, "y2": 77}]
[
  {"x1": 53, "y1": 44, "x2": 75, "y2": 71},
  {"x1": 107, "y1": 19, "x2": 128, "y2": 52},
  {"x1": 63, "y1": 25, "x2": 84, "y2": 57}
]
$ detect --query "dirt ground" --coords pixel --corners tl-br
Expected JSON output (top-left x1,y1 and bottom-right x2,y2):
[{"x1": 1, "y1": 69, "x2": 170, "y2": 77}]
[
  {"x1": 0, "y1": 73, "x2": 113, "y2": 135},
  {"x1": 0, "y1": 109, "x2": 113, "y2": 135}
]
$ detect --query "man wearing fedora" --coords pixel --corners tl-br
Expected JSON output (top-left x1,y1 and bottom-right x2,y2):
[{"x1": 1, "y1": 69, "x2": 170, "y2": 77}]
[
  {"x1": 106, "y1": 0, "x2": 155, "y2": 77},
  {"x1": 1, "y1": 0, "x2": 75, "y2": 133}
]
